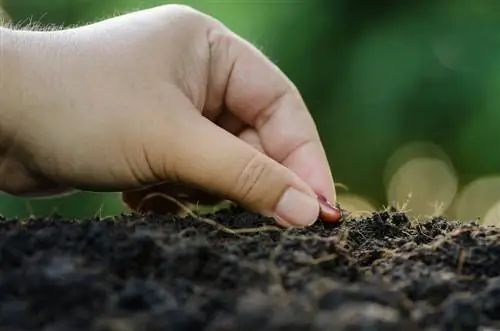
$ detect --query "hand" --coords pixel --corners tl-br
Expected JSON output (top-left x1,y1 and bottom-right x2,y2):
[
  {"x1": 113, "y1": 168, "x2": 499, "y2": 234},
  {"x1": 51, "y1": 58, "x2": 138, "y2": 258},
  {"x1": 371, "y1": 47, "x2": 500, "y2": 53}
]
[{"x1": 0, "y1": 5, "x2": 335, "y2": 227}]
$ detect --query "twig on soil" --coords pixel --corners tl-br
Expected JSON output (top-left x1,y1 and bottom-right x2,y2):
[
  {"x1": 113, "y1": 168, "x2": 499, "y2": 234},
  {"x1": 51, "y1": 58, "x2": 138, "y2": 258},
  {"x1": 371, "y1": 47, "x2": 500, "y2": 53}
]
[
  {"x1": 400, "y1": 230, "x2": 413, "y2": 238},
  {"x1": 415, "y1": 223, "x2": 434, "y2": 240},
  {"x1": 284, "y1": 233, "x2": 340, "y2": 243},
  {"x1": 136, "y1": 192, "x2": 283, "y2": 236},
  {"x1": 449, "y1": 228, "x2": 480, "y2": 237},
  {"x1": 457, "y1": 247, "x2": 466, "y2": 274},
  {"x1": 296, "y1": 253, "x2": 339, "y2": 265},
  {"x1": 338, "y1": 228, "x2": 351, "y2": 250},
  {"x1": 430, "y1": 201, "x2": 446, "y2": 217},
  {"x1": 93, "y1": 203, "x2": 105, "y2": 219},
  {"x1": 287, "y1": 230, "x2": 355, "y2": 266},
  {"x1": 267, "y1": 229, "x2": 294, "y2": 292},
  {"x1": 25, "y1": 200, "x2": 34, "y2": 217},
  {"x1": 383, "y1": 192, "x2": 413, "y2": 215},
  {"x1": 177, "y1": 227, "x2": 200, "y2": 238},
  {"x1": 422, "y1": 227, "x2": 478, "y2": 256},
  {"x1": 400, "y1": 191, "x2": 413, "y2": 212}
]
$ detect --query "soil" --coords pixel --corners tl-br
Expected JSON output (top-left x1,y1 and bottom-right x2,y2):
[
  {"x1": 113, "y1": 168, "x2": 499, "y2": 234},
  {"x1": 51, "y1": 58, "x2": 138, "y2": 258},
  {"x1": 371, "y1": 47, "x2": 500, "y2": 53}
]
[{"x1": 1, "y1": 205, "x2": 500, "y2": 331}]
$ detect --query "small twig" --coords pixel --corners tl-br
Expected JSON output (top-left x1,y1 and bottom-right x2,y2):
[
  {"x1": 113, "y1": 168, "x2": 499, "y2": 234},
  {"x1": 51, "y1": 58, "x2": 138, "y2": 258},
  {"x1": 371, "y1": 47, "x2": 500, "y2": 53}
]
[
  {"x1": 267, "y1": 229, "x2": 294, "y2": 292},
  {"x1": 416, "y1": 224, "x2": 434, "y2": 240},
  {"x1": 296, "y1": 253, "x2": 339, "y2": 265},
  {"x1": 457, "y1": 247, "x2": 466, "y2": 274},
  {"x1": 25, "y1": 200, "x2": 35, "y2": 217},
  {"x1": 93, "y1": 202, "x2": 104, "y2": 219},
  {"x1": 136, "y1": 192, "x2": 282, "y2": 236},
  {"x1": 400, "y1": 191, "x2": 413, "y2": 212},
  {"x1": 176, "y1": 227, "x2": 199, "y2": 238},
  {"x1": 449, "y1": 228, "x2": 480, "y2": 237},
  {"x1": 430, "y1": 201, "x2": 446, "y2": 217},
  {"x1": 283, "y1": 233, "x2": 340, "y2": 244}
]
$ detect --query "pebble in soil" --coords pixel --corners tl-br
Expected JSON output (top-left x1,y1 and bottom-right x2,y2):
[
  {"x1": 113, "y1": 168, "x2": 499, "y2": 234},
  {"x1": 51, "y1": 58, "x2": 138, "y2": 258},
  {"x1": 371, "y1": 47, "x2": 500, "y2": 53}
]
[{"x1": 1, "y1": 206, "x2": 500, "y2": 330}]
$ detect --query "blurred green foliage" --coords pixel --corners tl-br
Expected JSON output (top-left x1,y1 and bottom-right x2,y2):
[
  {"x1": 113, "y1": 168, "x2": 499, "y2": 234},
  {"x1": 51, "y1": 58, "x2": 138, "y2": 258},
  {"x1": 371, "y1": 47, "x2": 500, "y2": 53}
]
[{"x1": 3, "y1": 0, "x2": 500, "y2": 219}]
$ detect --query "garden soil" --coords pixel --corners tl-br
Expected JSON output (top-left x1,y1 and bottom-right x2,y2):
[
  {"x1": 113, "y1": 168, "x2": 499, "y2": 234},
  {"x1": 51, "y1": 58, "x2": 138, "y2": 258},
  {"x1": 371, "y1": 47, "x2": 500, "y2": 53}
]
[{"x1": 1, "y1": 205, "x2": 500, "y2": 331}]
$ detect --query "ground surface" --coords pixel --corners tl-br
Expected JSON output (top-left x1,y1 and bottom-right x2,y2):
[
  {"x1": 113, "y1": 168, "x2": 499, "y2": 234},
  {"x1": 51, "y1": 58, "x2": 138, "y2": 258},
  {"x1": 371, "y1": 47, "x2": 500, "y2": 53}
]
[{"x1": 1, "y1": 206, "x2": 500, "y2": 331}]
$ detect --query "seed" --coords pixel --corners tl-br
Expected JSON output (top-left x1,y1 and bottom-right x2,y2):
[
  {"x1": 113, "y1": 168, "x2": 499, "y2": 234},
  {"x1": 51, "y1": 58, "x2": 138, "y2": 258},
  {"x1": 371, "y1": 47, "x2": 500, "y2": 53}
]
[{"x1": 317, "y1": 194, "x2": 343, "y2": 222}]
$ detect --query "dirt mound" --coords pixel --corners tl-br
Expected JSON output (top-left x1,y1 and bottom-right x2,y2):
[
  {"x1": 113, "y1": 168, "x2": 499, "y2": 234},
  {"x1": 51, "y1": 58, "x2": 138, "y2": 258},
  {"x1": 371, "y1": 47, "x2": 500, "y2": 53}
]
[{"x1": 1, "y1": 206, "x2": 499, "y2": 331}]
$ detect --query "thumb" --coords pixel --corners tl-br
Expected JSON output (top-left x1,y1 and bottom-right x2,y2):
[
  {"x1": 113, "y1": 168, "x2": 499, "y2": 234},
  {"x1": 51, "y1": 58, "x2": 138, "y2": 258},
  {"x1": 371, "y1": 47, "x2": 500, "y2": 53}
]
[{"x1": 161, "y1": 110, "x2": 320, "y2": 227}]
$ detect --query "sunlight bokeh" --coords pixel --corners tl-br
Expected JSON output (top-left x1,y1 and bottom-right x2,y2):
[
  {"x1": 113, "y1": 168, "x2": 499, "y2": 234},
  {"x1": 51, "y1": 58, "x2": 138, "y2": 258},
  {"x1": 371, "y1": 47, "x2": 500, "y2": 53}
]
[
  {"x1": 336, "y1": 193, "x2": 376, "y2": 218},
  {"x1": 385, "y1": 142, "x2": 458, "y2": 217},
  {"x1": 453, "y1": 176, "x2": 500, "y2": 223}
]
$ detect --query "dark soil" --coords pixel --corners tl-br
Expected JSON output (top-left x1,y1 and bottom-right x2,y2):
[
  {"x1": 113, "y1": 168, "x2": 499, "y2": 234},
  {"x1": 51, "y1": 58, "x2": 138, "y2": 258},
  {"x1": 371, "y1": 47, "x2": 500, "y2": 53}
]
[{"x1": 1, "y1": 205, "x2": 500, "y2": 331}]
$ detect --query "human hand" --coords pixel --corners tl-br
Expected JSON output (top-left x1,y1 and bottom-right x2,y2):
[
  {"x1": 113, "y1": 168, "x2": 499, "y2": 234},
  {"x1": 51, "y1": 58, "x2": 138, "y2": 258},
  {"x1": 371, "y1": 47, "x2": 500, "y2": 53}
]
[{"x1": 0, "y1": 5, "x2": 336, "y2": 227}]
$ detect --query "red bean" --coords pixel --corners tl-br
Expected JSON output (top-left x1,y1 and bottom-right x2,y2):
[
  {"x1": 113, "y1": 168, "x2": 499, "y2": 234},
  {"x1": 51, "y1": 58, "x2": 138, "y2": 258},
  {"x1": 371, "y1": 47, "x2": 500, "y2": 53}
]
[{"x1": 317, "y1": 194, "x2": 343, "y2": 222}]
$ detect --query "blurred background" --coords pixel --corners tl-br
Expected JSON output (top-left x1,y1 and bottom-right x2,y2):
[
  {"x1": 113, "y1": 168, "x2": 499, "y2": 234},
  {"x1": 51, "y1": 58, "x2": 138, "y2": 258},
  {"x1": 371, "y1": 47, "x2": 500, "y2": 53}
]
[{"x1": 2, "y1": 0, "x2": 500, "y2": 224}]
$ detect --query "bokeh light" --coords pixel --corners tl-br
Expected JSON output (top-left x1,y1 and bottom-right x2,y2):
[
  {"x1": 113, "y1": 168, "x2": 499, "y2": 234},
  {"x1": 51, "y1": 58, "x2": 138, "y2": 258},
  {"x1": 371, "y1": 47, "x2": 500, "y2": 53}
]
[
  {"x1": 483, "y1": 200, "x2": 500, "y2": 226},
  {"x1": 453, "y1": 176, "x2": 500, "y2": 224},
  {"x1": 385, "y1": 142, "x2": 458, "y2": 217},
  {"x1": 336, "y1": 194, "x2": 376, "y2": 218}
]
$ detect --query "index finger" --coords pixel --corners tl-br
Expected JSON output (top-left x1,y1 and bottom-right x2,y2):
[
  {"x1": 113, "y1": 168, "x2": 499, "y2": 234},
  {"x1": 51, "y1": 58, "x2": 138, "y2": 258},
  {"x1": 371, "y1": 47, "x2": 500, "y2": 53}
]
[{"x1": 206, "y1": 25, "x2": 335, "y2": 202}]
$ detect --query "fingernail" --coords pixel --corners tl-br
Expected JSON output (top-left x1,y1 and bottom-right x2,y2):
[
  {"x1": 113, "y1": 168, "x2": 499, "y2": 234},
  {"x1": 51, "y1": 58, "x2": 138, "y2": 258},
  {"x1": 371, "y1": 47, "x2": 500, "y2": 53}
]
[
  {"x1": 317, "y1": 194, "x2": 343, "y2": 222},
  {"x1": 275, "y1": 187, "x2": 319, "y2": 227}
]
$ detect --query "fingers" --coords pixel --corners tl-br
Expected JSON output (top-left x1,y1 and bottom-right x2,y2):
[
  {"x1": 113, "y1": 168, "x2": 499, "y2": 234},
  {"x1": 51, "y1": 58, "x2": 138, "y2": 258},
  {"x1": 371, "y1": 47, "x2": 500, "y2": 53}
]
[
  {"x1": 206, "y1": 25, "x2": 336, "y2": 203},
  {"x1": 152, "y1": 104, "x2": 320, "y2": 227}
]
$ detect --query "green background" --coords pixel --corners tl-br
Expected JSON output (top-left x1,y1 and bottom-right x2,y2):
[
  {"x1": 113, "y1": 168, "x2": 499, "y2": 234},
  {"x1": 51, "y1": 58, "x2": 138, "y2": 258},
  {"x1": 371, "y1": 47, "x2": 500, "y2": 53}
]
[{"x1": 2, "y1": 0, "x2": 500, "y2": 223}]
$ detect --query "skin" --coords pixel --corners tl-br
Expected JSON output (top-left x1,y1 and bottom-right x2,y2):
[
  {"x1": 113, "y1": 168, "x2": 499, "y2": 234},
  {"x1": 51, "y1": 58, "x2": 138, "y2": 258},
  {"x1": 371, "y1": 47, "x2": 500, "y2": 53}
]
[{"x1": 0, "y1": 5, "x2": 336, "y2": 227}]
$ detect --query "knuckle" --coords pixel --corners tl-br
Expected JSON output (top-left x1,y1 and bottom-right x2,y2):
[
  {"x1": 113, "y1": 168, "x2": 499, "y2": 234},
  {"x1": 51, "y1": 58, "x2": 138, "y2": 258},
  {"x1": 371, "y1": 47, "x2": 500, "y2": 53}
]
[
  {"x1": 158, "y1": 4, "x2": 213, "y2": 27},
  {"x1": 160, "y1": 4, "x2": 200, "y2": 16},
  {"x1": 234, "y1": 154, "x2": 268, "y2": 203}
]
